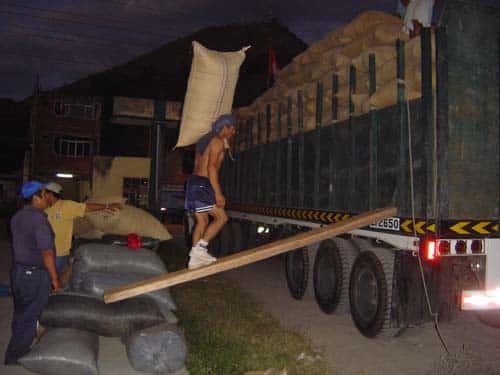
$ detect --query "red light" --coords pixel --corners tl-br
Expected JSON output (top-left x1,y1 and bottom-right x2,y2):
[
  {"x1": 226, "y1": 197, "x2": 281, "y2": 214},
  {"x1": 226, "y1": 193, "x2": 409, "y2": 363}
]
[
  {"x1": 455, "y1": 240, "x2": 466, "y2": 254},
  {"x1": 438, "y1": 240, "x2": 450, "y2": 255},
  {"x1": 471, "y1": 240, "x2": 483, "y2": 254},
  {"x1": 426, "y1": 240, "x2": 437, "y2": 261}
]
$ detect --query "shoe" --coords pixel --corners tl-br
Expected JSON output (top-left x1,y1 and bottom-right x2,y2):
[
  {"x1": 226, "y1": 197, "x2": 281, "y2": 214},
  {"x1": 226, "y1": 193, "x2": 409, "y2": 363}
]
[
  {"x1": 188, "y1": 255, "x2": 216, "y2": 269},
  {"x1": 189, "y1": 246, "x2": 216, "y2": 262}
]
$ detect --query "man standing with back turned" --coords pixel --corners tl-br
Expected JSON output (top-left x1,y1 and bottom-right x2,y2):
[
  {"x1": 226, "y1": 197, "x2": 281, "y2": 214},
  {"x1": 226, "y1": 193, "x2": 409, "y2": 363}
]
[
  {"x1": 185, "y1": 114, "x2": 237, "y2": 269},
  {"x1": 5, "y1": 181, "x2": 60, "y2": 365}
]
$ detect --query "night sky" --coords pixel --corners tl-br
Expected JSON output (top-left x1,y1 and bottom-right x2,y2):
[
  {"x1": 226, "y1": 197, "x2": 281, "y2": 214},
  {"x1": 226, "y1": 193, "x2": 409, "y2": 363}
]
[{"x1": 1, "y1": 0, "x2": 400, "y2": 100}]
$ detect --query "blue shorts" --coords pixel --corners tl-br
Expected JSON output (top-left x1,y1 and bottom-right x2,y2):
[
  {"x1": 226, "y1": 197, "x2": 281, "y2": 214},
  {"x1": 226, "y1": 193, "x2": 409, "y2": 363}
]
[{"x1": 185, "y1": 175, "x2": 216, "y2": 213}]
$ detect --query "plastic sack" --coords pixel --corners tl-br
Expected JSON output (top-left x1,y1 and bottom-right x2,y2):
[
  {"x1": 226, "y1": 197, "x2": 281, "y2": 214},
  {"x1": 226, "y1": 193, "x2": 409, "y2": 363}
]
[
  {"x1": 75, "y1": 271, "x2": 177, "y2": 322},
  {"x1": 175, "y1": 41, "x2": 249, "y2": 148},
  {"x1": 19, "y1": 328, "x2": 99, "y2": 375},
  {"x1": 73, "y1": 243, "x2": 166, "y2": 275},
  {"x1": 40, "y1": 293, "x2": 165, "y2": 337},
  {"x1": 126, "y1": 324, "x2": 187, "y2": 374}
]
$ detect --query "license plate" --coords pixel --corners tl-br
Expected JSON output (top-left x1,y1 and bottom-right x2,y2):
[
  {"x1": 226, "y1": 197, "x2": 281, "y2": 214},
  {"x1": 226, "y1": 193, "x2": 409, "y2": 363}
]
[{"x1": 369, "y1": 217, "x2": 400, "y2": 231}]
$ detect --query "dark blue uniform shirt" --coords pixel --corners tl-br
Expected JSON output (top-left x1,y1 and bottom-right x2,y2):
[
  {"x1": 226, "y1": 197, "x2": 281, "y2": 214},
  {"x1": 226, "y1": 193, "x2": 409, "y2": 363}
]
[{"x1": 10, "y1": 205, "x2": 55, "y2": 267}]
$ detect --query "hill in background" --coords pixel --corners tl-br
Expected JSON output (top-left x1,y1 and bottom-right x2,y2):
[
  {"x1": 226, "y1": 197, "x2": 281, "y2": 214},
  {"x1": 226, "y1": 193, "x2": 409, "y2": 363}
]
[{"x1": 59, "y1": 18, "x2": 308, "y2": 108}]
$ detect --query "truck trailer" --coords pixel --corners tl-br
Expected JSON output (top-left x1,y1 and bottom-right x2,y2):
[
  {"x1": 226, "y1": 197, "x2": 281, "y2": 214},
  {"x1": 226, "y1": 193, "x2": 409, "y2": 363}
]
[{"x1": 193, "y1": 0, "x2": 500, "y2": 338}]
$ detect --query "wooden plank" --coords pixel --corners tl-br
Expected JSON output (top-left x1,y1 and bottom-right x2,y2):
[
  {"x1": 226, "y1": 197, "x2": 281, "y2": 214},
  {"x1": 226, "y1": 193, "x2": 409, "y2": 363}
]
[{"x1": 104, "y1": 206, "x2": 397, "y2": 304}]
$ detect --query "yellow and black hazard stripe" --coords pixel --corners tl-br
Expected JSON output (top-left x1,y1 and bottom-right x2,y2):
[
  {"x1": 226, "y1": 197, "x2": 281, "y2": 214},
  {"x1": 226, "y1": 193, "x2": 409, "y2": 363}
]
[{"x1": 227, "y1": 204, "x2": 500, "y2": 238}]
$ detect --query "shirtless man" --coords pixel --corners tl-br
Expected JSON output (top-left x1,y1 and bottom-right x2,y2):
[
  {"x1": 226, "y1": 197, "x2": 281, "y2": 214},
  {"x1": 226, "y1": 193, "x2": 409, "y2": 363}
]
[{"x1": 185, "y1": 114, "x2": 237, "y2": 269}]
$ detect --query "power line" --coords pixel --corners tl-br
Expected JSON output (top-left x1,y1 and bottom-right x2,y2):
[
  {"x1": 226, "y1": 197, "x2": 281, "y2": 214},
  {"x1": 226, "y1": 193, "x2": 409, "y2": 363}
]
[
  {"x1": 7, "y1": 25, "x2": 154, "y2": 51},
  {"x1": 0, "y1": 50, "x2": 112, "y2": 68},
  {"x1": 93, "y1": 0, "x2": 187, "y2": 18},
  {"x1": 3, "y1": 2, "x2": 175, "y2": 35},
  {"x1": 0, "y1": 9, "x2": 170, "y2": 40}
]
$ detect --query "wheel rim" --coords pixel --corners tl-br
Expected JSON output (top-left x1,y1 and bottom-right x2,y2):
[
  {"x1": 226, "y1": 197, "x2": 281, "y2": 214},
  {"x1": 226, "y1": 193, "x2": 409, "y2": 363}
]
[{"x1": 354, "y1": 264, "x2": 379, "y2": 323}]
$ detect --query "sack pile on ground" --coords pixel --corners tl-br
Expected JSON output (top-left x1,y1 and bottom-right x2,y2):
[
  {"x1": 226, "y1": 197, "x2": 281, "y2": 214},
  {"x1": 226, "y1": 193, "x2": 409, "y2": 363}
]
[
  {"x1": 19, "y1": 328, "x2": 99, "y2": 375},
  {"x1": 24, "y1": 242, "x2": 187, "y2": 374},
  {"x1": 236, "y1": 11, "x2": 435, "y2": 148}
]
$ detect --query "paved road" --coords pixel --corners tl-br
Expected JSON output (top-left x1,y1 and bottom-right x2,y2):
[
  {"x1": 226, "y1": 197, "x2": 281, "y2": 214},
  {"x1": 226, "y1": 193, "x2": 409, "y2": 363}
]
[{"x1": 225, "y1": 254, "x2": 500, "y2": 375}]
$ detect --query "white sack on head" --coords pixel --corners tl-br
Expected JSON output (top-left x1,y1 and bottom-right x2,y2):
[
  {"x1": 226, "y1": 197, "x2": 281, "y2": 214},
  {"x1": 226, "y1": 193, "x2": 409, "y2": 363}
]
[{"x1": 175, "y1": 41, "x2": 249, "y2": 148}]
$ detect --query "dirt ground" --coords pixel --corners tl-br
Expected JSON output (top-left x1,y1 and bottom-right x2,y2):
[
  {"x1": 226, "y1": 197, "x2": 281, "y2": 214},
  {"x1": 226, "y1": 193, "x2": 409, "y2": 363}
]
[{"x1": 224, "y1": 255, "x2": 500, "y2": 375}]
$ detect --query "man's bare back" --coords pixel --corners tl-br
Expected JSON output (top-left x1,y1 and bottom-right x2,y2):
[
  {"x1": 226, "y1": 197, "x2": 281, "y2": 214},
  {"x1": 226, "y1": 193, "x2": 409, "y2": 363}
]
[
  {"x1": 193, "y1": 137, "x2": 225, "y2": 177},
  {"x1": 193, "y1": 136, "x2": 226, "y2": 207}
]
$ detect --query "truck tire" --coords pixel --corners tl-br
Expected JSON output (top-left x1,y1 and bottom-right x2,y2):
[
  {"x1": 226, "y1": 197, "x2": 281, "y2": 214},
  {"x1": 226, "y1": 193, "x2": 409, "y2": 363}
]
[
  {"x1": 350, "y1": 236, "x2": 373, "y2": 252},
  {"x1": 208, "y1": 236, "x2": 220, "y2": 257},
  {"x1": 349, "y1": 249, "x2": 396, "y2": 338},
  {"x1": 183, "y1": 213, "x2": 193, "y2": 249},
  {"x1": 243, "y1": 222, "x2": 258, "y2": 249},
  {"x1": 313, "y1": 238, "x2": 357, "y2": 314},
  {"x1": 285, "y1": 247, "x2": 309, "y2": 300},
  {"x1": 230, "y1": 221, "x2": 244, "y2": 253},
  {"x1": 218, "y1": 223, "x2": 233, "y2": 257}
]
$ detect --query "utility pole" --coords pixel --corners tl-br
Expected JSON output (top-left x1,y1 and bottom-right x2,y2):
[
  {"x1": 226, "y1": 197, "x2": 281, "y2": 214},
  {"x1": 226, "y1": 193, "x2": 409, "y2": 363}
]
[{"x1": 29, "y1": 75, "x2": 40, "y2": 180}]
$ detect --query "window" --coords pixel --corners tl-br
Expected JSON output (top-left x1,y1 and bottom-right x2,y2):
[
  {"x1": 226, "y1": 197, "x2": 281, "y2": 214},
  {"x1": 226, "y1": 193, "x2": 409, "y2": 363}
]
[
  {"x1": 123, "y1": 178, "x2": 149, "y2": 208},
  {"x1": 54, "y1": 136, "x2": 94, "y2": 157},
  {"x1": 54, "y1": 101, "x2": 99, "y2": 120}
]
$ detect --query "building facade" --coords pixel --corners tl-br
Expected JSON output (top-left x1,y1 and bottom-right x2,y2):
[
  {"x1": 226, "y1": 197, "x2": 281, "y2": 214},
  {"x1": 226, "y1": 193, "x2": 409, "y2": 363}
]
[{"x1": 31, "y1": 94, "x2": 101, "y2": 200}]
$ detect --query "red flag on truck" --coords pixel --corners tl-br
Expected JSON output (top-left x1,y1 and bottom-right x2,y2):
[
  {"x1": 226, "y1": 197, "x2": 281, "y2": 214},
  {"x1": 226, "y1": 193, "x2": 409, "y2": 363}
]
[{"x1": 267, "y1": 46, "x2": 280, "y2": 87}]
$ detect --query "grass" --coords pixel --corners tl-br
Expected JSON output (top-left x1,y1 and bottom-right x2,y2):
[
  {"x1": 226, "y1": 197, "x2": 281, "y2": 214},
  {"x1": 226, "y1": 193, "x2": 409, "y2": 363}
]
[{"x1": 158, "y1": 240, "x2": 330, "y2": 375}]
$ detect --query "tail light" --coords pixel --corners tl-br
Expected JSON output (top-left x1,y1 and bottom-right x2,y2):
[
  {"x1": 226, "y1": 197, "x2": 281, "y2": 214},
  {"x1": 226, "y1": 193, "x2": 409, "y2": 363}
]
[
  {"x1": 423, "y1": 239, "x2": 437, "y2": 261},
  {"x1": 455, "y1": 240, "x2": 467, "y2": 254},
  {"x1": 438, "y1": 240, "x2": 450, "y2": 255},
  {"x1": 471, "y1": 240, "x2": 484, "y2": 254}
]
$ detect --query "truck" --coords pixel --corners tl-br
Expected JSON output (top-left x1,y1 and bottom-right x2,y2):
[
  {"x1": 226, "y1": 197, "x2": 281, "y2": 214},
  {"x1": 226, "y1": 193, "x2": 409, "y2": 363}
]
[{"x1": 189, "y1": 0, "x2": 499, "y2": 338}]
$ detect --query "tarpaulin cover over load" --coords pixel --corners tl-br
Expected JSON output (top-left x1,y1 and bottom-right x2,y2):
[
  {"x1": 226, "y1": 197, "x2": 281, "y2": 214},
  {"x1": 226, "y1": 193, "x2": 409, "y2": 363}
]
[{"x1": 175, "y1": 41, "x2": 250, "y2": 148}]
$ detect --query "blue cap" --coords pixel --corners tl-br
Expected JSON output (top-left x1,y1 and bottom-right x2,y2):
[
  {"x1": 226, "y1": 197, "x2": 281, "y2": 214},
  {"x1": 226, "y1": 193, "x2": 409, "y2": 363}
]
[
  {"x1": 212, "y1": 114, "x2": 236, "y2": 134},
  {"x1": 21, "y1": 181, "x2": 47, "y2": 199}
]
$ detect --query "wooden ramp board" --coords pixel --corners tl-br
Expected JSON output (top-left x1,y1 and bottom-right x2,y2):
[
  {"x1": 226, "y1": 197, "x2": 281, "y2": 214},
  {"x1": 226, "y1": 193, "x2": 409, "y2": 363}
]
[{"x1": 104, "y1": 207, "x2": 396, "y2": 303}]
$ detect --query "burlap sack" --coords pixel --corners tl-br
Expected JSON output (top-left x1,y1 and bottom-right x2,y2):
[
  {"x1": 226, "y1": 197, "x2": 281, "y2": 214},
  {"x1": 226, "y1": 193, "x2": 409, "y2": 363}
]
[
  {"x1": 175, "y1": 41, "x2": 249, "y2": 148},
  {"x1": 85, "y1": 205, "x2": 172, "y2": 241},
  {"x1": 86, "y1": 196, "x2": 127, "y2": 205},
  {"x1": 362, "y1": 80, "x2": 421, "y2": 112},
  {"x1": 322, "y1": 11, "x2": 403, "y2": 50}
]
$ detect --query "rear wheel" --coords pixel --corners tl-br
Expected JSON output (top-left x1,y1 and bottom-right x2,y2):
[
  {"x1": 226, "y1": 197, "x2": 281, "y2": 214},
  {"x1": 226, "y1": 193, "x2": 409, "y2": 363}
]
[
  {"x1": 183, "y1": 212, "x2": 193, "y2": 249},
  {"x1": 242, "y1": 222, "x2": 258, "y2": 249},
  {"x1": 349, "y1": 249, "x2": 396, "y2": 337},
  {"x1": 313, "y1": 238, "x2": 356, "y2": 314},
  {"x1": 230, "y1": 221, "x2": 244, "y2": 253},
  {"x1": 218, "y1": 224, "x2": 233, "y2": 257},
  {"x1": 285, "y1": 248, "x2": 309, "y2": 300}
]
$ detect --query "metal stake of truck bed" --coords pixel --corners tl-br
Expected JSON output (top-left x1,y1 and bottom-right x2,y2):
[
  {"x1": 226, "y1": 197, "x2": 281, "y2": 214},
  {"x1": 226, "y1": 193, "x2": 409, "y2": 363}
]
[{"x1": 104, "y1": 206, "x2": 397, "y2": 304}]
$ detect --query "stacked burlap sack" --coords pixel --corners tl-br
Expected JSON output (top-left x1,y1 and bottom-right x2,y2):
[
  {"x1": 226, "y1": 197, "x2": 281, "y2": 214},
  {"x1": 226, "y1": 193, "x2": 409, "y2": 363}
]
[
  {"x1": 20, "y1": 243, "x2": 187, "y2": 375},
  {"x1": 73, "y1": 196, "x2": 172, "y2": 242},
  {"x1": 236, "y1": 11, "x2": 435, "y2": 149}
]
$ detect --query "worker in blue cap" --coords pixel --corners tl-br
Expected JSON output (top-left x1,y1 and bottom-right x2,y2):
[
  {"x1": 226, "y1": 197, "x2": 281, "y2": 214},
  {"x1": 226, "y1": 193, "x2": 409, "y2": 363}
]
[
  {"x1": 185, "y1": 114, "x2": 237, "y2": 269},
  {"x1": 4, "y1": 181, "x2": 60, "y2": 366}
]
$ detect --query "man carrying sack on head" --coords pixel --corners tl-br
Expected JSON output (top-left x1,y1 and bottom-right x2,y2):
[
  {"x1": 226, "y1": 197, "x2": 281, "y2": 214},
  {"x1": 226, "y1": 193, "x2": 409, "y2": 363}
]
[{"x1": 185, "y1": 114, "x2": 237, "y2": 269}]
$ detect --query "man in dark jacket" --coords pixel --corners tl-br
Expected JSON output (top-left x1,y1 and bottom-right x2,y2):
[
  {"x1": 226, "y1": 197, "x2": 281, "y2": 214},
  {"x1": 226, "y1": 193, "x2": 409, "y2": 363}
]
[{"x1": 4, "y1": 181, "x2": 60, "y2": 365}]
